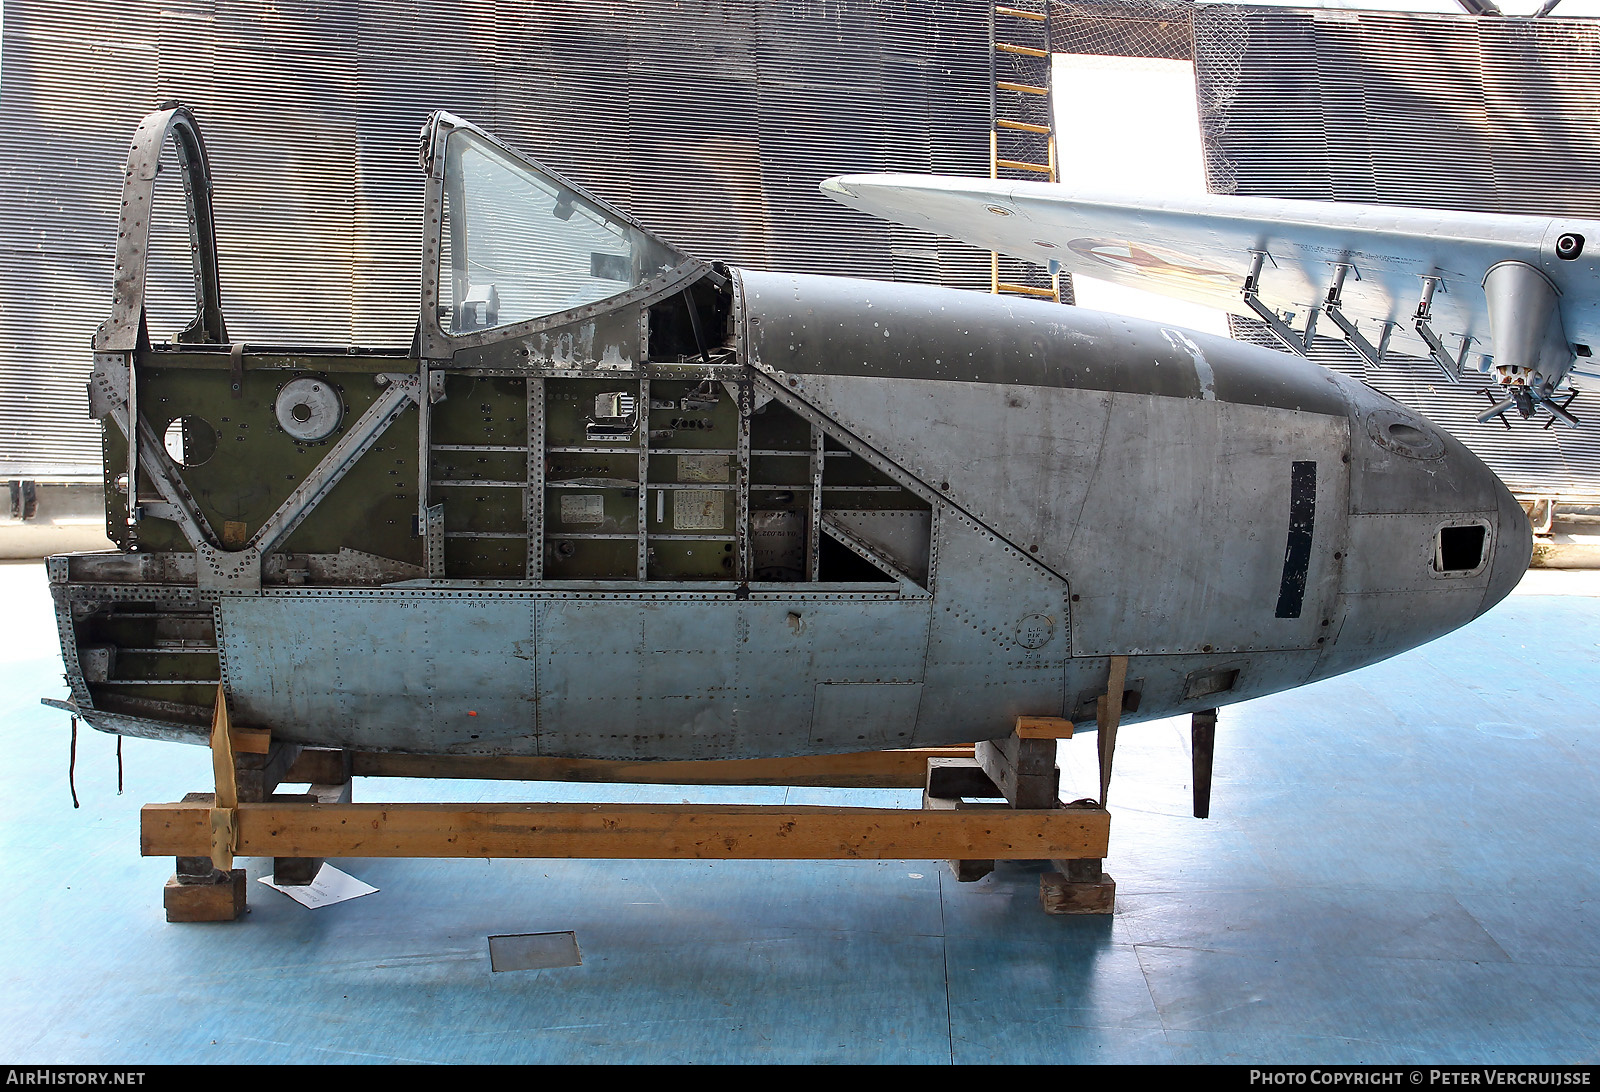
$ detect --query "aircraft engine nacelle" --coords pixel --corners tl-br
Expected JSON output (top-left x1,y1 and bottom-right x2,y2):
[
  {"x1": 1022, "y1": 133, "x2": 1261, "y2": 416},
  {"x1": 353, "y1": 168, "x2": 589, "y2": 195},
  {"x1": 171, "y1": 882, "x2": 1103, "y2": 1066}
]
[{"x1": 1482, "y1": 259, "x2": 1573, "y2": 408}]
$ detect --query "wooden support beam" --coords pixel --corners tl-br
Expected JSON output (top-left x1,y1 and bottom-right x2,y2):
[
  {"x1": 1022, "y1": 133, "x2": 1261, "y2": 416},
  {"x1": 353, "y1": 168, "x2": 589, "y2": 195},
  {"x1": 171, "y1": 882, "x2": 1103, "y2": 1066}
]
[
  {"x1": 208, "y1": 684, "x2": 236, "y2": 871},
  {"x1": 142, "y1": 799, "x2": 1110, "y2": 862},
  {"x1": 921, "y1": 790, "x2": 1003, "y2": 882},
  {"x1": 285, "y1": 747, "x2": 976, "y2": 789},
  {"x1": 1096, "y1": 655, "x2": 1129, "y2": 805}
]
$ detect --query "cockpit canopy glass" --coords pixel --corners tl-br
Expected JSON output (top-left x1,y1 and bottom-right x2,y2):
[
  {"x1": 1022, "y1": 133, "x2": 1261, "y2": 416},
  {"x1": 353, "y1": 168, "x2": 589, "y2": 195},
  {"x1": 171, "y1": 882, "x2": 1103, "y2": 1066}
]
[{"x1": 439, "y1": 129, "x2": 681, "y2": 335}]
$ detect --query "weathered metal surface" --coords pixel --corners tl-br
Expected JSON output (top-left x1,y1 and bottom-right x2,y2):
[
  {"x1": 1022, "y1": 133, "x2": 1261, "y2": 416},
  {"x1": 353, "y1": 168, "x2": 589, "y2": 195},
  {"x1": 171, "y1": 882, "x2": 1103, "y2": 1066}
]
[{"x1": 48, "y1": 106, "x2": 1533, "y2": 766}]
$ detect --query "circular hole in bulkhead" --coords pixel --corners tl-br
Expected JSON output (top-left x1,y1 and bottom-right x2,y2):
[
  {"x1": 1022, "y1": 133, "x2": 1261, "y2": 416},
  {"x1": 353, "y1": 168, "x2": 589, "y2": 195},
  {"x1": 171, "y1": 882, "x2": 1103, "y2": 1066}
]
[
  {"x1": 292, "y1": 402, "x2": 314, "y2": 423},
  {"x1": 162, "y1": 415, "x2": 217, "y2": 467}
]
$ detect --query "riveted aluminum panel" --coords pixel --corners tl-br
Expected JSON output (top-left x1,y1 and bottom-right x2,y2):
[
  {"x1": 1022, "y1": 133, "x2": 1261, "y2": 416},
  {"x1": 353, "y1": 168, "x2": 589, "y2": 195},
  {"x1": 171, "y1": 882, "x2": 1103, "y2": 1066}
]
[
  {"x1": 1067, "y1": 395, "x2": 1350, "y2": 656},
  {"x1": 739, "y1": 268, "x2": 1353, "y2": 409},
  {"x1": 782, "y1": 370, "x2": 1111, "y2": 572},
  {"x1": 916, "y1": 507, "x2": 1070, "y2": 744},
  {"x1": 534, "y1": 595, "x2": 932, "y2": 760},
  {"x1": 1345, "y1": 394, "x2": 1508, "y2": 519},
  {"x1": 1313, "y1": 586, "x2": 1492, "y2": 680},
  {"x1": 216, "y1": 592, "x2": 537, "y2": 754},
  {"x1": 825, "y1": 510, "x2": 931, "y2": 584},
  {"x1": 811, "y1": 682, "x2": 923, "y2": 751}
]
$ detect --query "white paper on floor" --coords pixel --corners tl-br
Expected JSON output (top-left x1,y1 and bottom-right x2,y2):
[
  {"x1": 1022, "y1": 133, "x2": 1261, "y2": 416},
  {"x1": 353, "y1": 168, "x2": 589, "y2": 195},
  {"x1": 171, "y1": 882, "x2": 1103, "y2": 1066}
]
[{"x1": 259, "y1": 865, "x2": 378, "y2": 908}]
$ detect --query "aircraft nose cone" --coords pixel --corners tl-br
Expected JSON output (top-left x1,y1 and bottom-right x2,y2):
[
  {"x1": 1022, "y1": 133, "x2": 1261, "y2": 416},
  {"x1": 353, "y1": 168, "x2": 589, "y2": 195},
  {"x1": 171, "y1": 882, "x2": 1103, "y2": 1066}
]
[
  {"x1": 1317, "y1": 388, "x2": 1533, "y2": 682},
  {"x1": 1481, "y1": 473, "x2": 1533, "y2": 615}
]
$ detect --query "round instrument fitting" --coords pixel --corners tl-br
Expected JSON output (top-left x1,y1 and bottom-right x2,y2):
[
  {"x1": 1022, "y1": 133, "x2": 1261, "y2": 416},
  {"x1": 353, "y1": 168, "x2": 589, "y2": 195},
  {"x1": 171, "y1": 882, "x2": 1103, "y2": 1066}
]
[
  {"x1": 1364, "y1": 407, "x2": 1445, "y2": 461},
  {"x1": 1557, "y1": 232, "x2": 1585, "y2": 260},
  {"x1": 275, "y1": 377, "x2": 343, "y2": 443}
]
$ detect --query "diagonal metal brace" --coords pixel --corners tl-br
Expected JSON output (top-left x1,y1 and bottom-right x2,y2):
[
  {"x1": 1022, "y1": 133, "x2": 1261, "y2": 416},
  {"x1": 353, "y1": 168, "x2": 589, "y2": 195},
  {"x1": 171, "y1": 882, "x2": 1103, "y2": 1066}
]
[
  {"x1": 1414, "y1": 276, "x2": 1470, "y2": 384},
  {"x1": 1242, "y1": 250, "x2": 1318, "y2": 356},
  {"x1": 1320, "y1": 263, "x2": 1395, "y2": 369},
  {"x1": 250, "y1": 374, "x2": 422, "y2": 556},
  {"x1": 89, "y1": 353, "x2": 219, "y2": 550}
]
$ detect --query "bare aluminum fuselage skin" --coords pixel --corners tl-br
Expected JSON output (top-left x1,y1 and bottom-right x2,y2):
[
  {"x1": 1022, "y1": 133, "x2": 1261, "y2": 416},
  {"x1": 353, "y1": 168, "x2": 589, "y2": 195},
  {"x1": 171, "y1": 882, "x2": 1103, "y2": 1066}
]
[
  {"x1": 54, "y1": 269, "x2": 1528, "y2": 761},
  {"x1": 49, "y1": 107, "x2": 1529, "y2": 762}
]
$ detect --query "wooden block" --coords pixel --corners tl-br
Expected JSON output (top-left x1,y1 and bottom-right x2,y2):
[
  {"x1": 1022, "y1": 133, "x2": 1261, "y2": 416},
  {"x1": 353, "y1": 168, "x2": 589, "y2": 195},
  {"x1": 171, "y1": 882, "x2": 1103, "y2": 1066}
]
[
  {"x1": 975, "y1": 737, "x2": 1060, "y2": 810},
  {"x1": 235, "y1": 741, "x2": 304, "y2": 803},
  {"x1": 1053, "y1": 857, "x2": 1104, "y2": 883},
  {"x1": 1015, "y1": 716, "x2": 1074, "y2": 739},
  {"x1": 285, "y1": 748, "x2": 353, "y2": 785},
  {"x1": 271, "y1": 856, "x2": 322, "y2": 886},
  {"x1": 272, "y1": 782, "x2": 353, "y2": 886},
  {"x1": 175, "y1": 856, "x2": 223, "y2": 882},
  {"x1": 163, "y1": 869, "x2": 247, "y2": 922},
  {"x1": 921, "y1": 788, "x2": 998, "y2": 882},
  {"x1": 231, "y1": 726, "x2": 272, "y2": 755},
  {"x1": 950, "y1": 857, "x2": 995, "y2": 882},
  {"x1": 142, "y1": 799, "x2": 1111, "y2": 862},
  {"x1": 1038, "y1": 871, "x2": 1116, "y2": 915},
  {"x1": 925, "y1": 756, "x2": 1002, "y2": 800}
]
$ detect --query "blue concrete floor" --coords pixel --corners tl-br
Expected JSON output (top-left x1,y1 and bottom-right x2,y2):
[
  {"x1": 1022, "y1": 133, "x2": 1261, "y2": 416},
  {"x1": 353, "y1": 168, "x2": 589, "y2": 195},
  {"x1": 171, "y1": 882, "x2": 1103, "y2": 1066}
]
[{"x1": 1, "y1": 561, "x2": 1597, "y2": 1064}]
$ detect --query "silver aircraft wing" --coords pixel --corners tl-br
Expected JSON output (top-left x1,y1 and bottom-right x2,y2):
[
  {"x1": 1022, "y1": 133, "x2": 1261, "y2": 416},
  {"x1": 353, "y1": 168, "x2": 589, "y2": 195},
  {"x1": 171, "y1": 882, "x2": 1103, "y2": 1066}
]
[{"x1": 821, "y1": 173, "x2": 1600, "y2": 425}]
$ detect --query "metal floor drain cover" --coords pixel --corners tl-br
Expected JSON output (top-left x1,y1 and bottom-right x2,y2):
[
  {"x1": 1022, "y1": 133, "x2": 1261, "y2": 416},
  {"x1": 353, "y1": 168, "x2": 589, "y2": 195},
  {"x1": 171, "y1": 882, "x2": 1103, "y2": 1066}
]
[{"x1": 488, "y1": 931, "x2": 581, "y2": 972}]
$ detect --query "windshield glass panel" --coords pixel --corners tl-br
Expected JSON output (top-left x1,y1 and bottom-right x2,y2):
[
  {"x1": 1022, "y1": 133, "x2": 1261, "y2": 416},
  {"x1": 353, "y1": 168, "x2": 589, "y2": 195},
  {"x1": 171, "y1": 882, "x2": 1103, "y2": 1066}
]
[{"x1": 440, "y1": 130, "x2": 681, "y2": 334}]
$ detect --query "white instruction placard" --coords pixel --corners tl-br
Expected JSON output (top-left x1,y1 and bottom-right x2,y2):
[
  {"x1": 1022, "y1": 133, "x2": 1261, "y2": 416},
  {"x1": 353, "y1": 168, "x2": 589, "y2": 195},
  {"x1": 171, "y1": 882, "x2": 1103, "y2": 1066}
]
[
  {"x1": 674, "y1": 489, "x2": 724, "y2": 531},
  {"x1": 560, "y1": 493, "x2": 605, "y2": 526},
  {"x1": 677, "y1": 454, "x2": 729, "y2": 483}
]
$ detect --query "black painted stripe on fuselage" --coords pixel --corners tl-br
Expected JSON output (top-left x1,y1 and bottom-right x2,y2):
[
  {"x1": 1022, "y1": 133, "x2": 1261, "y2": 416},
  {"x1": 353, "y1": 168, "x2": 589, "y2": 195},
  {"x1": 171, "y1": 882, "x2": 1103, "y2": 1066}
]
[{"x1": 1275, "y1": 461, "x2": 1317, "y2": 619}]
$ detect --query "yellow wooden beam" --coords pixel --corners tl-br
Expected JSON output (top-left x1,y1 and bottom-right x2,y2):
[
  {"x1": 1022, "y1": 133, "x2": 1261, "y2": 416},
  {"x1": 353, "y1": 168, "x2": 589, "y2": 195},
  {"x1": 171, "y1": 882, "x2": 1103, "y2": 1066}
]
[
  {"x1": 207, "y1": 684, "x2": 236, "y2": 871},
  {"x1": 997, "y1": 119, "x2": 1052, "y2": 135},
  {"x1": 1097, "y1": 655, "x2": 1130, "y2": 805},
  {"x1": 997, "y1": 81, "x2": 1050, "y2": 96},
  {"x1": 143, "y1": 799, "x2": 1111, "y2": 862},
  {"x1": 1015, "y1": 716, "x2": 1074, "y2": 740},
  {"x1": 995, "y1": 5, "x2": 1047, "y2": 21},
  {"x1": 336, "y1": 746, "x2": 975, "y2": 788}
]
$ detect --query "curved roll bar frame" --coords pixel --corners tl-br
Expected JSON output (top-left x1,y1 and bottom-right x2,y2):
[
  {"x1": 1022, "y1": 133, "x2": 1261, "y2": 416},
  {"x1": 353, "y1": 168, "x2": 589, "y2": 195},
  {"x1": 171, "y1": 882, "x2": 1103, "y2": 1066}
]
[{"x1": 94, "y1": 102, "x2": 228, "y2": 352}]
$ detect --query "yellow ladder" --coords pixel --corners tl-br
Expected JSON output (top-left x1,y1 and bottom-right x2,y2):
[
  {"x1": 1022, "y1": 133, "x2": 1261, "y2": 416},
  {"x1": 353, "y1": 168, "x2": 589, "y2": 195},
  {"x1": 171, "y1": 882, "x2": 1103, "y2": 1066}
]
[{"x1": 991, "y1": 2, "x2": 1063, "y2": 303}]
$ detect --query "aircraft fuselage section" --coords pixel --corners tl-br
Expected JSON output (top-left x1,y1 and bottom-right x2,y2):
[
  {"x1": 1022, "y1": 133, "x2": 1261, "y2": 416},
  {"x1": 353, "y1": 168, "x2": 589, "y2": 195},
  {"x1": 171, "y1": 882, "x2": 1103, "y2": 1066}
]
[
  {"x1": 55, "y1": 268, "x2": 1526, "y2": 761},
  {"x1": 50, "y1": 108, "x2": 1529, "y2": 764}
]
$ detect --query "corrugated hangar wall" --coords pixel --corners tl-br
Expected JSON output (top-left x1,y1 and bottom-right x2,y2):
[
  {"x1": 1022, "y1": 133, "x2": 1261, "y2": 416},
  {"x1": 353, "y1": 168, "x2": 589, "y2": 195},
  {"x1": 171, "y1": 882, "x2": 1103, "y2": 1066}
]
[
  {"x1": 10, "y1": 0, "x2": 1599, "y2": 498},
  {"x1": 1186, "y1": 2, "x2": 1600, "y2": 500},
  {"x1": 0, "y1": 0, "x2": 999, "y2": 475}
]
